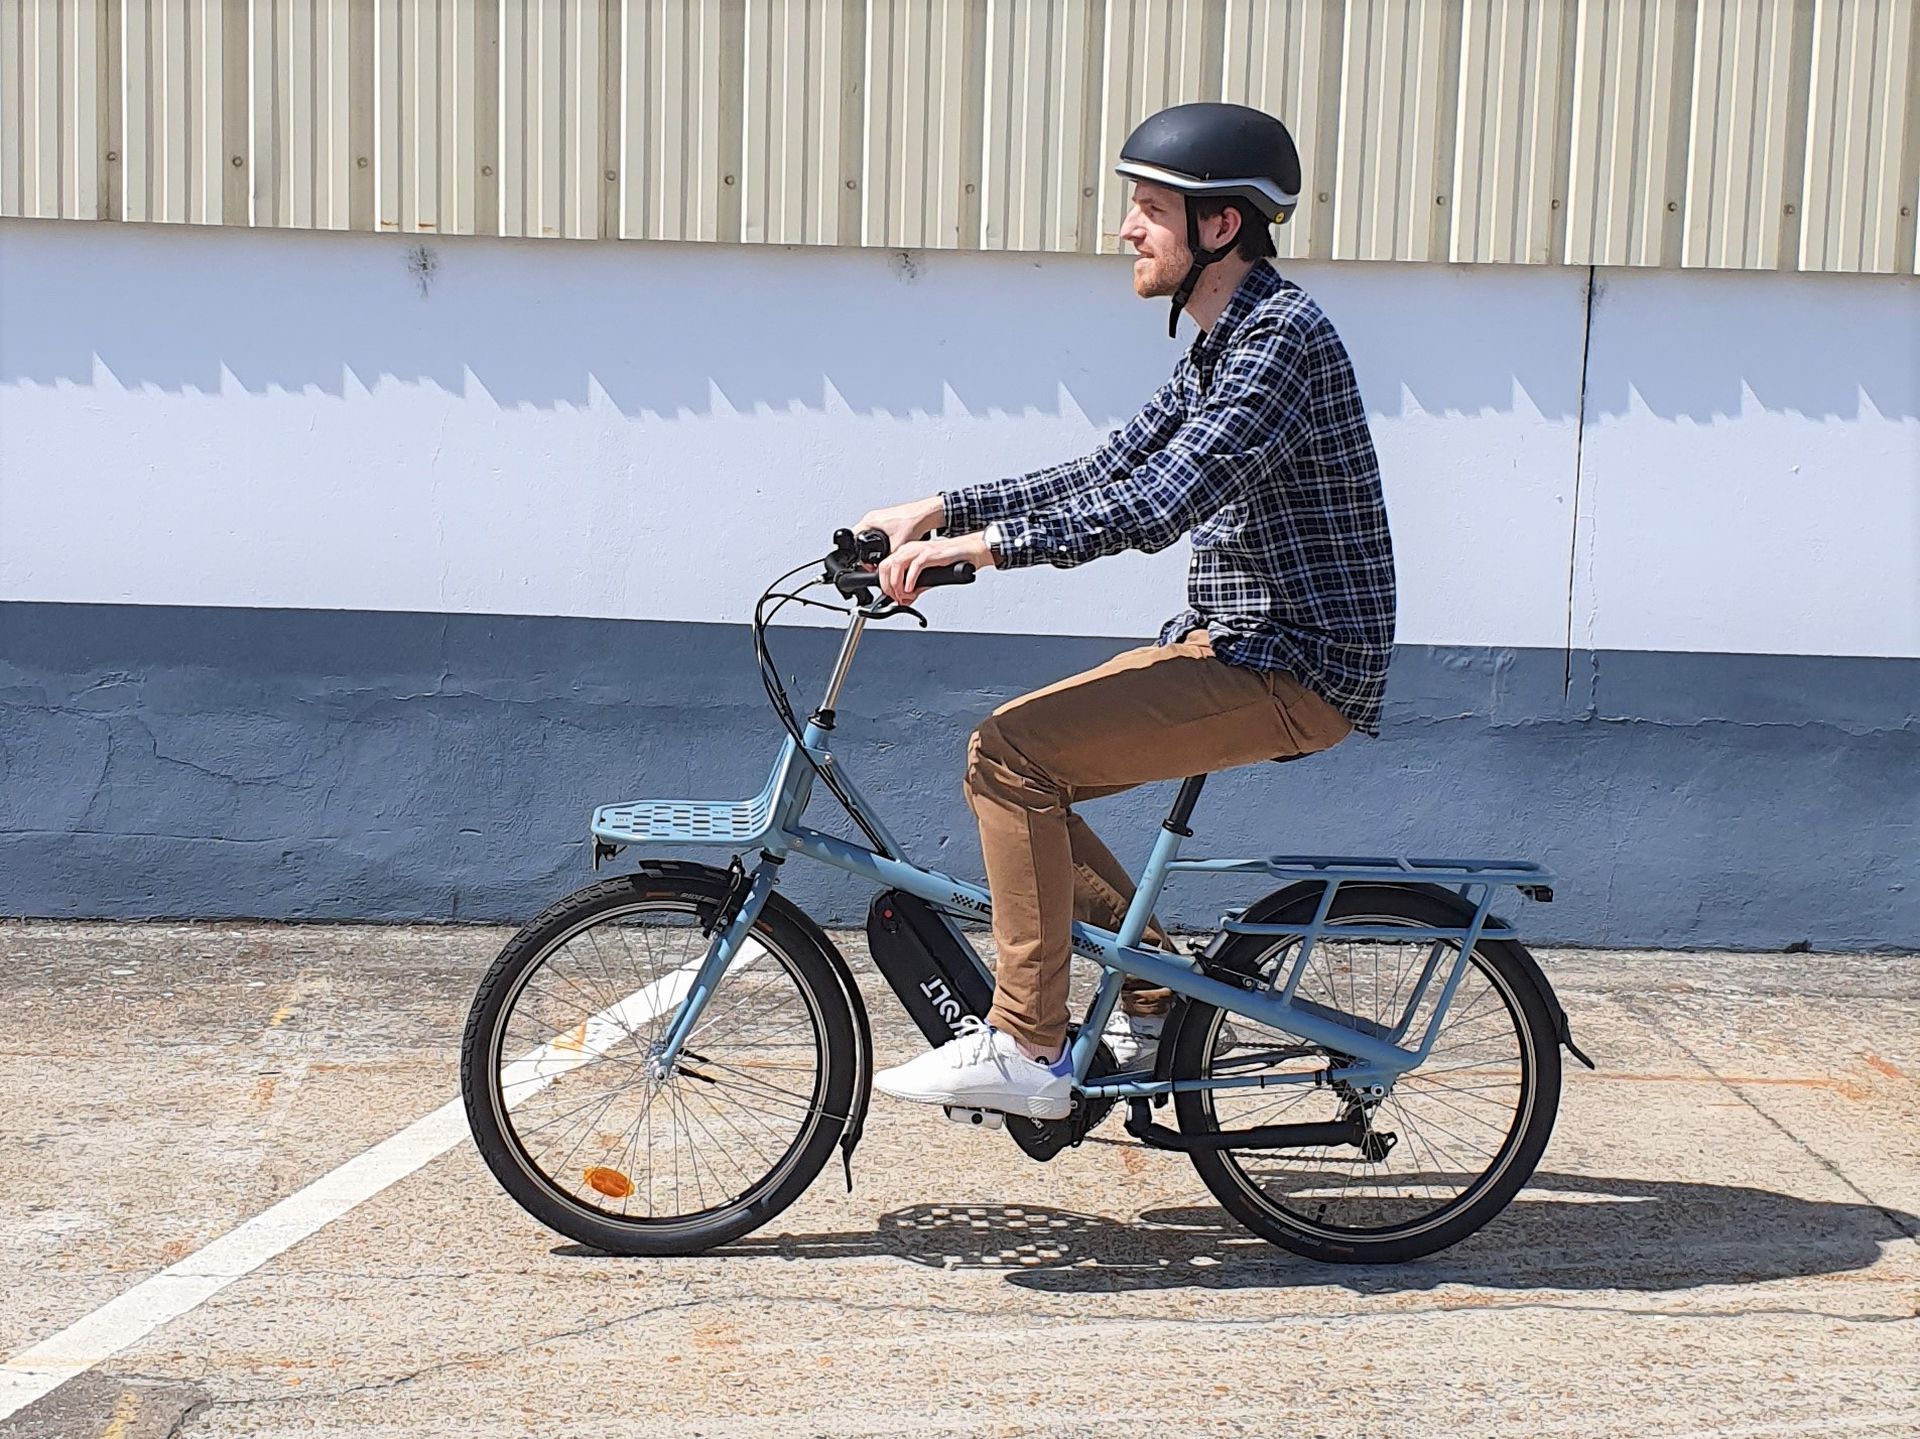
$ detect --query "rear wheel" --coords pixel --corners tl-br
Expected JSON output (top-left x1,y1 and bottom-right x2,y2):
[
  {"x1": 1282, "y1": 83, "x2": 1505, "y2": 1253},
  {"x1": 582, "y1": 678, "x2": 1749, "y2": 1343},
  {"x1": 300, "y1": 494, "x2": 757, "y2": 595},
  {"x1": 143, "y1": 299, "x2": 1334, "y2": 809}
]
[
  {"x1": 460, "y1": 871, "x2": 858, "y2": 1256},
  {"x1": 1170, "y1": 884, "x2": 1561, "y2": 1263}
]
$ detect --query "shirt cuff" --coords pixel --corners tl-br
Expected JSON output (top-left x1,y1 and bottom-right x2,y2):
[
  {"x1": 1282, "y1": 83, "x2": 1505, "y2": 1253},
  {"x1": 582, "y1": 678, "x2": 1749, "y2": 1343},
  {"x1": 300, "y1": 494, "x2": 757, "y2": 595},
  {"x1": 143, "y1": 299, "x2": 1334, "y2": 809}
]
[{"x1": 984, "y1": 514, "x2": 1041, "y2": 570}]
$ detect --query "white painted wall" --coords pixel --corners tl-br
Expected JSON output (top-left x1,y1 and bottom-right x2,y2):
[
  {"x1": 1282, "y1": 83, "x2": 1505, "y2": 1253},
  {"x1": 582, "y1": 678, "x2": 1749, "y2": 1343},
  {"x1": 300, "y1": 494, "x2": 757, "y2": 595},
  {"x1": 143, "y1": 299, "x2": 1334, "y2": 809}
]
[
  {"x1": 2, "y1": 219, "x2": 1915, "y2": 658},
  {"x1": 1574, "y1": 268, "x2": 1920, "y2": 658}
]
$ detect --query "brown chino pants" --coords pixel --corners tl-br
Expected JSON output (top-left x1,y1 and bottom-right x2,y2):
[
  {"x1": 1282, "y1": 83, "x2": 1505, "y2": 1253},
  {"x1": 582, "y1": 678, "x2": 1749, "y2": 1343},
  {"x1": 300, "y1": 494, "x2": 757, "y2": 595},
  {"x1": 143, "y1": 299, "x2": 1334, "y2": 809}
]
[{"x1": 968, "y1": 628, "x2": 1353, "y2": 1054}]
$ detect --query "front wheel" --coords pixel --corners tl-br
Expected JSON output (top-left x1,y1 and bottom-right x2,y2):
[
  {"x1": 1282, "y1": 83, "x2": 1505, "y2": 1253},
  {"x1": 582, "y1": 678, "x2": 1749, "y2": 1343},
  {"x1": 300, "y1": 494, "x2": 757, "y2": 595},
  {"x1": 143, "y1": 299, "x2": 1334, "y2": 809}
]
[
  {"x1": 460, "y1": 871, "x2": 859, "y2": 1256},
  {"x1": 1170, "y1": 884, "x2": 1562, "y2": 1264}
]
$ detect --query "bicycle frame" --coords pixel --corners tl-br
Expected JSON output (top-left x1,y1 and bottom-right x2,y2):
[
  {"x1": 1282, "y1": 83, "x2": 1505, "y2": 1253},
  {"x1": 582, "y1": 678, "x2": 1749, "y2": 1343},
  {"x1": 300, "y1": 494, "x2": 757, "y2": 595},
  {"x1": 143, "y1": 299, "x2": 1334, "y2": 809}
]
[{"x1": 592, "y1": 605, "x2": 1552, "y2": 1102}]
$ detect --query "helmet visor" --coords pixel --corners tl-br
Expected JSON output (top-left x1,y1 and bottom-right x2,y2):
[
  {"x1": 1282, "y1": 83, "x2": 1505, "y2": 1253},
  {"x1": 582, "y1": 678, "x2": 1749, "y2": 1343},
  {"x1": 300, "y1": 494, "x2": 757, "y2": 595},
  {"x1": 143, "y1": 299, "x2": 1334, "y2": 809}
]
[{"x1": 1113, "y1": 160, "x2": 1297, "y2": 223}]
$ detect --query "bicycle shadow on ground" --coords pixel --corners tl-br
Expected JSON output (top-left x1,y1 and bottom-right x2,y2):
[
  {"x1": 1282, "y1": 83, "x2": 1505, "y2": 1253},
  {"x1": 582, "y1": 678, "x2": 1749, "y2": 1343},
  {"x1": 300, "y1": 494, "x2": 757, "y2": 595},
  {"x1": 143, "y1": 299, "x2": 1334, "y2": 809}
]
[{"x1": 560, "y1": 1171, "x2": 1917, "y2": 1295}]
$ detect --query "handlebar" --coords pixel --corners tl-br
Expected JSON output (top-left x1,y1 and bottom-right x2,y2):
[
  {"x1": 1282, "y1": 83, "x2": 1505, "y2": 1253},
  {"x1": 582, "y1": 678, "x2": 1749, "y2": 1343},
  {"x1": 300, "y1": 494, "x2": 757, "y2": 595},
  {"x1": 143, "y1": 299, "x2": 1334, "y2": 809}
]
[{"x1": 825, "y1": 527, "x2": 976, "y2": 599}]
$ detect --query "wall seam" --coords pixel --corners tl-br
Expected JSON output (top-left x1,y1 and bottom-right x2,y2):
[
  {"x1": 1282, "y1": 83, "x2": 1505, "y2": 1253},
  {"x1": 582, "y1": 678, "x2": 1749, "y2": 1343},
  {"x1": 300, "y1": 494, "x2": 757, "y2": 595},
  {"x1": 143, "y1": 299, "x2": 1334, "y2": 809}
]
[{"x1": 1562, "y1": 260, "x2": 1597, "y2": 705}]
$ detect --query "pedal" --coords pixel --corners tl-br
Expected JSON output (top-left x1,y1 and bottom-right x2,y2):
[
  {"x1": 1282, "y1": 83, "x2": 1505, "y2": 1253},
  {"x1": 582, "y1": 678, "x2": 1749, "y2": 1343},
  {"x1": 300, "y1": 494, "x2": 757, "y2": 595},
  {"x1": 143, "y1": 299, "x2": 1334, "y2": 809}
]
[{"x1": 942, "y1": 1105, "x2": 1005, "y2": 1131}]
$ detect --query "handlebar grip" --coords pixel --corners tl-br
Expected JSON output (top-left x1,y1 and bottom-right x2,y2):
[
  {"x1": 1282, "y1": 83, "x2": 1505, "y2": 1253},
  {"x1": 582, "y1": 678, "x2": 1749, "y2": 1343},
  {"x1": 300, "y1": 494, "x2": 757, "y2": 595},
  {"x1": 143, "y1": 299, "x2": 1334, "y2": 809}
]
[
  {"x1": 914, "y1": 561, "x2": 976, "y2": 588},
  {"x1": 827, "y1": 528, "x2": 975, "y2": 596},
  {"x1": 834, "y1": 528, "x2": 975, "y2": 581}
]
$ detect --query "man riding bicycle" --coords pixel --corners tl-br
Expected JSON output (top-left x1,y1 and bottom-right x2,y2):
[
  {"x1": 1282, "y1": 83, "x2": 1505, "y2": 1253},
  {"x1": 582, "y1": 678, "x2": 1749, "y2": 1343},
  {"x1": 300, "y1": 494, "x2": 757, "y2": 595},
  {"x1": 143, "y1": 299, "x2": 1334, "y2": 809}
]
[{"x1": 857, "y1": 103, "x2": 1397, "y2": 1122}]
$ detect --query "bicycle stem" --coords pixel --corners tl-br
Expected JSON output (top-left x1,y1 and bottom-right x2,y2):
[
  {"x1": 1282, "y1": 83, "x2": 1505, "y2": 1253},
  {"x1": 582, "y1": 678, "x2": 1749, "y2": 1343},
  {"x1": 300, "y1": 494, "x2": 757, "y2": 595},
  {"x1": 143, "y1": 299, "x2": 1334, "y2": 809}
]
[{"x1": 817, "y1": 608, "x2": 868, "y2": 717}]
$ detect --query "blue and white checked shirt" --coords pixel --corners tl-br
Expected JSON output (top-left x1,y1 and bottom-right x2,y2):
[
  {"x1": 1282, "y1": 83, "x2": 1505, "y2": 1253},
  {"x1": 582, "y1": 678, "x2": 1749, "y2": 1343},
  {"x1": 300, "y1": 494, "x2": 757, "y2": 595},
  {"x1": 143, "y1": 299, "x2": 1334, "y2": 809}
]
[{"x1": 940, "y1": 262, "x2": 1397, "y2": 735}]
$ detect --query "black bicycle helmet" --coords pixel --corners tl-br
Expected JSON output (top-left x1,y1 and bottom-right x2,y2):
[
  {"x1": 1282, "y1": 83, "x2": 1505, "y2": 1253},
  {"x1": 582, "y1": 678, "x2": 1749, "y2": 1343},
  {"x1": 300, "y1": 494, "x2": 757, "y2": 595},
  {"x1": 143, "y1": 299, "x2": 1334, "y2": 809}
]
[{"x1": 1115, "y1": 102, "x2": 1302, "y2": 336}]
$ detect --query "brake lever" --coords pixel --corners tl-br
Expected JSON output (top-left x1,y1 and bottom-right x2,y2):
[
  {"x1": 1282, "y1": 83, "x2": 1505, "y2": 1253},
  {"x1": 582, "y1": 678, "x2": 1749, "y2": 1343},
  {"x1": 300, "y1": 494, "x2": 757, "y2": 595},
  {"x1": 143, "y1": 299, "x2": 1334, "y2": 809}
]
[{"x1": 861, "y1": 596, "x2": 929, "y2": 627}]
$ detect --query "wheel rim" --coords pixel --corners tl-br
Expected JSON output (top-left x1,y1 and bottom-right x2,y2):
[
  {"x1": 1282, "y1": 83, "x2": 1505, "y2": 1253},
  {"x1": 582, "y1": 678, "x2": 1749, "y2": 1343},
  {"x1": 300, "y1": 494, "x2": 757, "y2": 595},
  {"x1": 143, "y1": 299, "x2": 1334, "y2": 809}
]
[
  {"x1": 1201, "y1": 916, "x2": 1536, "y2": 1242},
  {"x1": 486, "y1": 900, "x2": 830, "y2": 1230}
]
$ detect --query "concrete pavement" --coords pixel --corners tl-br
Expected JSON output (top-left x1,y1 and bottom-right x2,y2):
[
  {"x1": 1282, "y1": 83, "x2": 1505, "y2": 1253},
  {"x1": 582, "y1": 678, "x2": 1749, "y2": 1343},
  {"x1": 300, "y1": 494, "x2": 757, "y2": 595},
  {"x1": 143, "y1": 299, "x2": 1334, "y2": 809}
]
[{"x1": 1, "y1": 920, "x2": 1915, "y2": 1437}]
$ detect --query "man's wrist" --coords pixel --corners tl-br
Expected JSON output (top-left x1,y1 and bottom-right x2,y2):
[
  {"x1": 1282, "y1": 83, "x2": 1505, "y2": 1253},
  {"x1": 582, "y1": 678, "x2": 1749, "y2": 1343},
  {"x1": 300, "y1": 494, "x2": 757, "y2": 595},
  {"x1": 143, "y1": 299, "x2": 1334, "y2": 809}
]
[{"x1": 983, "y1": 514, "x2": 1040, "y2": 570}]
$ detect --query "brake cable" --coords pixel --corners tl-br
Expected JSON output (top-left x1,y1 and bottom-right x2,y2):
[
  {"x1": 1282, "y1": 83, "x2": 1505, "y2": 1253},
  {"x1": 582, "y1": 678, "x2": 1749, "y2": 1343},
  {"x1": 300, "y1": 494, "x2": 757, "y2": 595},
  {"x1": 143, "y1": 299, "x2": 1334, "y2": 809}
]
[{"x1": 752, "y1": 560, "x2": 895, "y2": 859}]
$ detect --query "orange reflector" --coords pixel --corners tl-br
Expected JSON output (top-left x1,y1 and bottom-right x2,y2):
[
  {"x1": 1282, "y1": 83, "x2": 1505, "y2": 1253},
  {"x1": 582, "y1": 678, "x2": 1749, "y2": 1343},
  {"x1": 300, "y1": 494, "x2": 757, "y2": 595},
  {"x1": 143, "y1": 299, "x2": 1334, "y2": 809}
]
[{"x1": 583, "y1": 1166, "x2": 634, "y2": 1199}]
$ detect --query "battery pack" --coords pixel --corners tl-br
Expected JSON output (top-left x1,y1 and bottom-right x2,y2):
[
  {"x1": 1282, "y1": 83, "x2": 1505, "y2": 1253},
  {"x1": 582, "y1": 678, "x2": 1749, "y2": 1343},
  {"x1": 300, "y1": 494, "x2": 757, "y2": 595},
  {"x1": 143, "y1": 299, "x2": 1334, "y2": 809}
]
[{"x1": 865, "y1": 889, "x2": 996, "y2": 1047}]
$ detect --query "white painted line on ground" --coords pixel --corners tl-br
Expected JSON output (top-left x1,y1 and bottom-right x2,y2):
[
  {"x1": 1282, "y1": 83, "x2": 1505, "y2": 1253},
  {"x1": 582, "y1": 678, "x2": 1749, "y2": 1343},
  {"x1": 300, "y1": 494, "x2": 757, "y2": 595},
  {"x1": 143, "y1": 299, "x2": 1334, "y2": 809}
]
[
  {"x1": 0, "y1": 943, "x2": 762, "y2": 1421},
  {"x1": 0, "y1": 1097, "x2": 473, "y2": 1421}
]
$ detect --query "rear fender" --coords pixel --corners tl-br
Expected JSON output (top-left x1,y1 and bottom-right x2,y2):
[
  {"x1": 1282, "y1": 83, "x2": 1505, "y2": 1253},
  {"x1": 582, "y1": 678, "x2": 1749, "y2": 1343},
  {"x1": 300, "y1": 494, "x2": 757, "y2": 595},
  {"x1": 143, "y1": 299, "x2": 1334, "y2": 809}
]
[{"x1": 1156, "y1": 879, "x2": 1593, "y2": 1083}]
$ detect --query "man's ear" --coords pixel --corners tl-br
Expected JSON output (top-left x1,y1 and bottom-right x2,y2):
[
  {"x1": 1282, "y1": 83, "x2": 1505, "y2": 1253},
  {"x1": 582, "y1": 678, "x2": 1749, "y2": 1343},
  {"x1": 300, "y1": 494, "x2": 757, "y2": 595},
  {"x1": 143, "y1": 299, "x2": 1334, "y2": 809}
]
[{"x1": 1207, "y1": 202, "x2": 1243, "y2": 254}]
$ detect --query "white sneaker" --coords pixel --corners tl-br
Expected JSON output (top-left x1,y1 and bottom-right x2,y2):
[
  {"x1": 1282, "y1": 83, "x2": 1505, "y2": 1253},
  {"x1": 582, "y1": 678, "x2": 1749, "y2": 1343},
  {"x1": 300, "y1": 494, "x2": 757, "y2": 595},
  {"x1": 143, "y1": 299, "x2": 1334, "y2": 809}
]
[
  {"x1": 1102, "y1": 1009, "x2": 1167, "y2": 1069},
  {"x1": 1100, "y1": 1008, "x2": 1241, "y2": 1070},
  {"x1": 873, "y1": 1018, "x2": 1072, "y2": 1120}
]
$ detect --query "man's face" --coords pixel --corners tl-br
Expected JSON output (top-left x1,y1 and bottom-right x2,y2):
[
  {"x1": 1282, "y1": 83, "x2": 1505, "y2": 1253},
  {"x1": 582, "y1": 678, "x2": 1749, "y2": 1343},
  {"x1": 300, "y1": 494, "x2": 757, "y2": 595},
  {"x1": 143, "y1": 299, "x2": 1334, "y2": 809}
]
[{"x1": 1118, "y1": 181, "x2": 1190, "y2": 299}]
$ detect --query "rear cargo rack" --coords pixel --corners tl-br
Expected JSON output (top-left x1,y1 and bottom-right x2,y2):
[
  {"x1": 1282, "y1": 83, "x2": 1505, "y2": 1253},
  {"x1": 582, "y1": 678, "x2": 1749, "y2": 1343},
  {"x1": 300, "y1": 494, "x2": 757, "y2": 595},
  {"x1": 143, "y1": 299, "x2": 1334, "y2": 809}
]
[{"x1": 1166, "y1": 854, "x2": 1557, "y2": 1046}]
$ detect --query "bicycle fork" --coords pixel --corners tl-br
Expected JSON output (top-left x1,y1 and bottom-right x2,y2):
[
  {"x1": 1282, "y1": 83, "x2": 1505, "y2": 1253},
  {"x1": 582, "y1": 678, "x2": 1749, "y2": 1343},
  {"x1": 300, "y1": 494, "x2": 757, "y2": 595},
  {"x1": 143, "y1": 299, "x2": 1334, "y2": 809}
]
[{"x1": 644, "y1": 855, "x2": 783, "y2": 1078}]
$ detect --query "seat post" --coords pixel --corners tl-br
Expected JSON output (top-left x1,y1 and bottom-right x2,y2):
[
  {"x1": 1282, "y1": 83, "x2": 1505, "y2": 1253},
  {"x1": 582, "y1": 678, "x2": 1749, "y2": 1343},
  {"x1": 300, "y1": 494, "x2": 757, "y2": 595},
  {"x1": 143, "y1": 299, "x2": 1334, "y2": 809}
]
[{"x1": 1163, "y1": 774, "x2": 1208, "y2": 837}]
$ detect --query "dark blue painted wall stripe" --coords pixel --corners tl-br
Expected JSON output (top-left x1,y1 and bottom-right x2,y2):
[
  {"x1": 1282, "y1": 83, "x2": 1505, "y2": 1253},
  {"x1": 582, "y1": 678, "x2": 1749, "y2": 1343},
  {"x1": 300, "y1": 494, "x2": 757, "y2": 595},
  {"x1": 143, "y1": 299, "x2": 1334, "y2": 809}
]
[{"x1": 2, "y1": 602, "x2": 1914, "y2": 948}]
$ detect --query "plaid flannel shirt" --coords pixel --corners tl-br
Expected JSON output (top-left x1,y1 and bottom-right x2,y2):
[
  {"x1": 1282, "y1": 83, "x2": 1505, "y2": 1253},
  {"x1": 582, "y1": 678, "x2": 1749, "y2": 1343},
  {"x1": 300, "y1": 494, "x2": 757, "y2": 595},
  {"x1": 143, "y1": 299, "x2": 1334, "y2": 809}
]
[{"x1": 940, "y1": 263, "x2": 1396, "y2": 736}]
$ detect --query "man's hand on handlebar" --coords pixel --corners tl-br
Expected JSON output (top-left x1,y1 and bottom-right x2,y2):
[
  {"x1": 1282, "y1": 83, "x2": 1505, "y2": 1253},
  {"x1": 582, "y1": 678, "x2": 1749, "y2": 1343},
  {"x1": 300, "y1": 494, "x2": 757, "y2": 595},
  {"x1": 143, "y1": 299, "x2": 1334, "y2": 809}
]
[
  {"x1": 878, "y1": 533, "x2": 995, "y2": 605},
  {"x1": 853, "y1": 496, "x2": 946, "y2": 555}
]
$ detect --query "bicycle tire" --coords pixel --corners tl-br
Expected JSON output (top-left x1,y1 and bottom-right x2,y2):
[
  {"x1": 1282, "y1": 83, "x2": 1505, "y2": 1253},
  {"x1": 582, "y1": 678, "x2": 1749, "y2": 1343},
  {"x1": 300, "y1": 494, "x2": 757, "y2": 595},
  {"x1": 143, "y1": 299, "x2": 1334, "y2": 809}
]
[
  {"x1": 1170, "y1": 883, "x2": 1562, "y2": 1264},
  {"x1": 461, "y1": 871, "x2": 859, "y2": 1256}
]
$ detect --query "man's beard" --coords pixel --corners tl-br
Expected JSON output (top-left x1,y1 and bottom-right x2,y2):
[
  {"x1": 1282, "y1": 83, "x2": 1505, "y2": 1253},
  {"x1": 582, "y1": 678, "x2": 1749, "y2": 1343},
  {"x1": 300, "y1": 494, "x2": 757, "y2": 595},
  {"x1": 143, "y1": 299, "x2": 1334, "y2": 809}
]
[{"x1": 1131, "y1": 248, "x2": 1191, "y2": 299}]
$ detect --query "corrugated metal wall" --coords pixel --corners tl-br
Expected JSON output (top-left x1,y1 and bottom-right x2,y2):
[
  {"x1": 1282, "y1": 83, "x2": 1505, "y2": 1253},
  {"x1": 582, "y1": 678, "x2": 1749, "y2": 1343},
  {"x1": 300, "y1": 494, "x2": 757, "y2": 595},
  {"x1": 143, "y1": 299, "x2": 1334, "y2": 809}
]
[{"x1": 3, "y1": 0, "x2": 1916, "y2": 272}]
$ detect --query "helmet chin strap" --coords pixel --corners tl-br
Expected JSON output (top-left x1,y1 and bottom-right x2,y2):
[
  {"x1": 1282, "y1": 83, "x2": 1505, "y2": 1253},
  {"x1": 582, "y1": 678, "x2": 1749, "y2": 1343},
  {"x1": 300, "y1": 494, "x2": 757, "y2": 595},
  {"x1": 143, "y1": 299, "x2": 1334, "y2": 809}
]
[{"x1": 1167, "y1": 198, "x2": 1236, "y2": 338}]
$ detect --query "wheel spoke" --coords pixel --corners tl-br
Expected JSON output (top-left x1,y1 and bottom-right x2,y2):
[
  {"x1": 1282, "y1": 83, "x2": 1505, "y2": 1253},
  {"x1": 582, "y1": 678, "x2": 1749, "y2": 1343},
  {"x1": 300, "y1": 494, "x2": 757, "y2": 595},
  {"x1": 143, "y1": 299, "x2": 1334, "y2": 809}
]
[
  {"x1": 1180, "y1": 908, "x2": 1549, "y2": 1252},
  {"x1": 474, "y1": 894, "x2": 834, "y2": 1237}
]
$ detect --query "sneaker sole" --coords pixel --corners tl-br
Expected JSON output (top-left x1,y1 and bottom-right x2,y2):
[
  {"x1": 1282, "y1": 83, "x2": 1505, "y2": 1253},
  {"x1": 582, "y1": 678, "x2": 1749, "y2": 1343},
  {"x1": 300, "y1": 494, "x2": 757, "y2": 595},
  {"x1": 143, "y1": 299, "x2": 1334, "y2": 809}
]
[{"x1": 873, "y1": 1080, "x2": 1070, "y2": 1121}]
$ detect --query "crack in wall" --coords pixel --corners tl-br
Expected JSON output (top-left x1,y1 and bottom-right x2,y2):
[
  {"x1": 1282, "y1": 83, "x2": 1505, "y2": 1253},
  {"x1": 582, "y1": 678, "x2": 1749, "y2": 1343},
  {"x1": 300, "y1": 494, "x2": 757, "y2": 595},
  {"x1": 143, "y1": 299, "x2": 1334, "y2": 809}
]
[
  {"x1": 1564, "y1": 265, "x2": 1599, "y2": 702},
  {"x1": 1383, "y1": 708, "x2": 1918, "y2": 738}
]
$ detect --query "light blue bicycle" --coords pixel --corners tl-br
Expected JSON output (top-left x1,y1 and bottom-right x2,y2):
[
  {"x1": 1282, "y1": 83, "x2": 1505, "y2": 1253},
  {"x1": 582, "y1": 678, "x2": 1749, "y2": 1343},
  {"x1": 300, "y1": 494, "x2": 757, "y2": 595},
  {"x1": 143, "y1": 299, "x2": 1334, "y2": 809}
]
[{"x1": 460, "y1": 530, "x2": 1592, "y2": 1264}]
